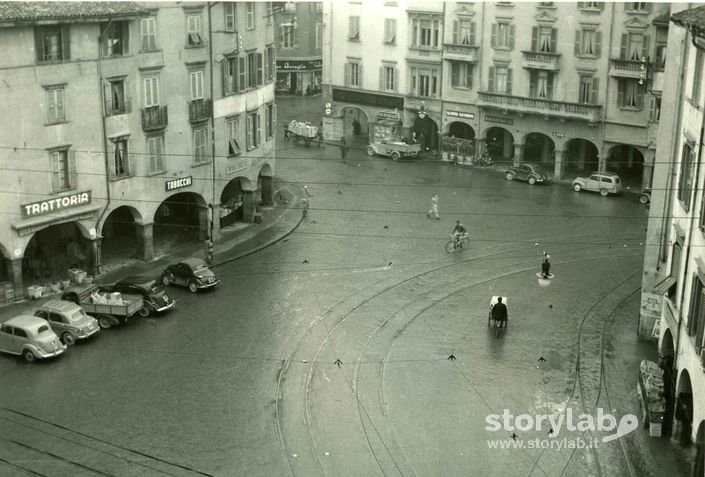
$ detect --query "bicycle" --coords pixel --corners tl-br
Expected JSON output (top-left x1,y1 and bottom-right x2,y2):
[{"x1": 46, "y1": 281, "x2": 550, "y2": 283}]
[{"x1": 445, "y1": 233, "x2": 470, "y2": 253}]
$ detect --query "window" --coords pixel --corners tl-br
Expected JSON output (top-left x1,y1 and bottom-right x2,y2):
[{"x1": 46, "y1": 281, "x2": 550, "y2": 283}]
[
  {"x1": 649, "y1": 95, "x2": 661, "y2": 121},
  {"x1": 187, "y1": 14, "x2": 203, "y2": 46},
  {"x1": 625, "y1": 2, "x2": 651, "y2": 12},
  {"x1": 143, "y1": 77, "x2": 160, "y2": 107},
  {"x1": 190, "y1": 71, "x2": 204, "y2": 100},
  {"x1": 246, "y1": 2, "x2": 255, "y2": 30},
  {"x1": 266, "y1": 103, "x2": 275, "y2": 139},
  {"x1": 491, "y1": 22, "x2": 515, "y2": 49},
  {"x1": 284, "y1": 2, "x2": 296, "y2": 12},
  {"x1": 101, "y1": 21, "x2": 129, "y2": 57},
  {"x1": 578, "y1": 75, "x2": 599, "y2": 104},
  {"x1": 112, "y1": 138, "x2": 129, "y2": 176},
  {"x1": 678, "y1": 142, "x2": 696, "y2": 211},
  {"x1": 238, "y1": 56, "x2": 246, "y2": 92},
  {"x1": 620, "y1": 33, "x2": 649, "y2": 61},
  {"x1": 410, "y1": 66, "x2": 439, "y2": 97},
  {"x1": 246, "y1": 111, "x2": 261, "y2": 150},
  {"x1": 266, "y1": 46, "x2": 275, "y2": 81},
  {"x1": 349, "y1": 16, "x2": 360, "y2": 40},
  {"x1": 105, "y1": 79, "x2": 129, "y2": 115},
  {"x1": 147, "y1": 136, "x2": 164, "y2": 173},
  {"x1": 46, "y1": 86, "x2": 65, "y2": 124},
  {"x1": 247, "y1": 52, "x2": 257, "y2": 87},
  {"x1": 411, "y1": 18, "x2": 440, "y2": 48},
  {"x1": 346, "y1": 62, "x2": 362, "y2": 87},
  {"x1": 579, "y1": 1, "x2": 603, "y2": 8},
  {"x1": 529, "y1": 71, "x2": 553, "y2": 99},
  {"x1": 688, "y1": 276, "x2": 705, "y2": 352},
  {"x1": 450, "y1": 61, "x2": 473, "y2": 89},
  {"x1": 227, "y1": 117, "x2": 242, "y2": 155},
  {"x1": 50, "y1": 149, "x2": 75, "y2": 192},
  {"x1": 381, "y1": 65, "x2": 397, "y2": 91},
  {"x1": 315, "y1": 22, "x2": 322, "y2": 49},
  {"x1": 575, "y1": 28, "x2": 601, "y2": 57},
  {"x1": 35, "y1": 25, "x2": 70, "y2": 63},
  {"x1": 617, "y1": 79, "x2": 643, "y2": 109},
  {"x1": 193, "y1": 127, "x2": 209, "y2": 163},
  {"x1": 452, "y1": 20, "x2": 475, "y2": 46},
  {"x1": 692, "y1": 49, "x2": 704, "y2": 104},
  {"x1": 223, "y1": 57, "x2": 238, "y2": 94},
  {"x1": 655, "y1": 27, "x2": 668, "y2": 70},
  {"x1": 141, "y1": 18, "x2": 157, "y2": 51},
  {"x1": 257, "y1": 52, "x2": 263, "y2": 85},
  {"x1": 488, "y1": 66, "x2": 512, "y2": 94},
  {"x1": 281, "y1": 24, "x2": 295, "y2": 48},
  {"x1": 384, "y1": 19, "x2": 396, "y2": 44},
  {"x1": 224, "y1": 3, "x2": 235, "y2": 32},
  {"x1": 532, "y1": 26, "x2": 556, "y2": 53}
]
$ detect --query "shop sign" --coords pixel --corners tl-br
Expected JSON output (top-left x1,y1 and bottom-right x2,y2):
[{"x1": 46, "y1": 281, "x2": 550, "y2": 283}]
[
  {"x1": 21, "y1": 191, "x2": 92, "y2": 218},
  {"x1": 446, "y1": 110, "x2": 474, "y2": 119},
  {"x1": 226, "y1": 159, "x2": 249, "y2": 175},
  {"x1": 552, "y1": 131, "x2": 566, "y2": 138},
  {"x1": 165, "y1": 175, "x2": 193, "y2": 192},
  {"x1": 332, "y1": 88, "x2": 404, "y2": 110},
  {"x1": 376, "y1": 110, "x2": 401, "y2": 121},
  {"x1": 485, "y1": 114, "x2": 513, "y2": 125},
  {"x1": 276, "y1": 59, "x2": 323, "y2": 71}
]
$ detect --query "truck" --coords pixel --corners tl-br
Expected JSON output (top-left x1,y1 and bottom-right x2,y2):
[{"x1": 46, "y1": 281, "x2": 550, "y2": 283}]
[{"x1": 61, "y1": 284, "x2": 144, "y2": 330}]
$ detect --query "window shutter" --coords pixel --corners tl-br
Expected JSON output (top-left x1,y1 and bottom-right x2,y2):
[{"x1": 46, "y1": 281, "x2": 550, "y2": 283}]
[
  {"x1": 56, "y1": 89, "x2": 65, "y2": 120},
  {"x1": 104, "y1": 82, "x2": 113, "y2": 114},
  {"x1": 529, "y1": 71, "x2": 537, "y2": 97},
  {"x1": 246, "y1": 115, "x2": 252, "y2": 149},
  {"x1": 507, "y1": 68, "x2": 513, "y2": 94},
  {"x1": 122, "y1": 22, "x2": 130, "y2": 54},
  {"x1": 222, "y1": 61, "x2": 228, "y2": 95},
  {"x1": 451, "y1": 62, "x2": 459, "y2": 86},
  {"x1": 644, "y1": 2, "x2": 652, "y2": 12},
  {"x1": 128, "y1": 138, "x2": 135, "y2": 174},
  {"x1": 108, "y1": 141, "x2": 116, "y2": 177},
  {"x1": 491, "y1": 24, "x2": 497, "y2": 48},
  {"x1": 257, "y1": 112, "x2": 262, "y2": 146},
  {"x1": 594, "y1": 31, "x2": 602, "y2": 57},
  {"x1": 617, "y1": 79, "x2": 624, "y2": 107},
  {"x1": 547, "y1": 73, "x2": 554, "y2": 99},
  {"x1": 47, "y1": 90, "x2": 56, "y2": 121},
  {"x1": 344, "y1": 63, "x2": 350, "y2": 87},
  {"x1": 488, "y1": 65, "x2": 495, "y2": 92},
  {"x1": 294, "y1": 25, "x2": 298, "y2": 48},
  {"x1": 636, "y1": 85, "x2": 644, "y2": 110},
  {"x1": 34, "y1": 28, "x2": 44, "y2": 62},
  {"x1": 358, "y1": 64, "x2": 363, "y2": 88},
  {"x1": 509, "y1": 25, "x2": 516, "y2": 50},
  {"x1": 263, "y1": 49, "x2": 269, "y2": 83},
  {"x1": 68, "y1": 150, "x2": 77, "y2": 187},
  {"x1": 141, "y1": 20, "x2": 148, "y2": 50},
  {"x1": 51, "y1": 153, "x2": 61, "y2": 191},
  {"x1": 379, "y1": 67, "x2": 384, "y2": 90},
  {"x1": 467, "y1": 64, "x2": 473, "y2": 89},
  {"x1": 470, "y1": 22, "x2": 476, "y2": 46},
  {"x1": 394, "y1": 68, "x2": 399, "y2": 92},
  {"x1": 620, "y1": 34, "x2": 627, "y2": 60},
  {"x1": 551, "y1": 28, "x2": 557, "y2": 53},
  {"x1": 642, "y1": 35, "x2": 650, "y2": 61},
  {"x1": 239, "y1": 56, "x2": 246, "y2": 91},
  {"x1": 531, "y1": 26, "x2": 538, "y2": 52},
  {"x1": 649, "y1": 95, "x2": 656, "y2": 120},
  {"x1": 591, "y1": 77, "x2": 599, "y2": 104},
  {"x1": 598, "y1": 2, "x2": 604, "y2": 10},
  {"x1": 577, "y1": 2, "x2": 584, "y2": 7},
  {"x1": 575, "y1": 30, "x2": 582, "y2": 55},
  {"x1": 257, "y1": 52, "x2": 263, "y2": 85},
  {"x1": 453, "y1": 20, "x2": 459, "y2": 44},
  {"x1": 124, "y1": 78, "x2": 131, "y2": 113},
  {"x1": 61, "y1": 25, "x2": 71, "y2": 60}
]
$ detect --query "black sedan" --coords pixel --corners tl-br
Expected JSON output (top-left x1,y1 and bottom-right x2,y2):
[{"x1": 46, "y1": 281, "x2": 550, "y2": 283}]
[
  {"x1": 99, "y1": 276, "x2": 175, "y2": 317},
  {"x1": 161, "y1": 258, "x2": 219, "y2": 293},
  {"x1": 504, "y1": 162, "x2": 550, "y2": 185}
]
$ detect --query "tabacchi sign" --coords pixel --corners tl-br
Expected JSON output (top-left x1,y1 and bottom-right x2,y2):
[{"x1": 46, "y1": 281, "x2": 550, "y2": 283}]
[
  {"x1": 165, "y1": 176, "x2": 192, "y2": 191},
  {"x1": 21, "y1": 191, "x2": 92, "y2": 218}
]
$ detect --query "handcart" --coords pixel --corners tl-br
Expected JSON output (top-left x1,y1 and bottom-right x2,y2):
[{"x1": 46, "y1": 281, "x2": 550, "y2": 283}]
[
  {"x1": 637, "y1": 359, "x2": 665, "y2": 437},
  {"x1": 488, "y1": 296, "x2": 508, "y2": 338},
  {"x1": 284, "y1": 120, "x2": 319, "y2": 146}
]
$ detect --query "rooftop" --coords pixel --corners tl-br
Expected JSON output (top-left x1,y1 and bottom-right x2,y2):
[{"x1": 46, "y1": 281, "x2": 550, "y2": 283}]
[
  {"x1": 0, "y1": 2, "x2": 149, "y2": 24},
  {"x1": 671, "y1": 5, "x2": 705, "y2": 32}
]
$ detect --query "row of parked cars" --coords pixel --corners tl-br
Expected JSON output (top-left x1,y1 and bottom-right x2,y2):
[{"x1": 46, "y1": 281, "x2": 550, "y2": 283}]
[{"x1": 0, "y1": 258, "x2": 220, "y2": 363}]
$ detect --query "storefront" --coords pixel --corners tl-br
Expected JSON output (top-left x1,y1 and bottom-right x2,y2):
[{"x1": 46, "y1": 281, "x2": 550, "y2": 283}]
[
  {"x1": 325, "y1": 88, "x2": 405, "y2": 142},
  {"x1": 276, "y1": 58, "x2": 322, "y2": 95}
]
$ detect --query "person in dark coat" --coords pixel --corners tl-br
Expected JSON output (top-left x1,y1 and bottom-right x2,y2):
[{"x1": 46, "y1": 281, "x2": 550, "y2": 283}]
[
  {"x1": 541, "y1": 257, "x2": 551, "y2": 279},
  {"x1": 492, "y1": 297, "x2": 508, "y2": 328},
  {"x1": 340, "y1": 137, "x2": 348, "y2": 160}
]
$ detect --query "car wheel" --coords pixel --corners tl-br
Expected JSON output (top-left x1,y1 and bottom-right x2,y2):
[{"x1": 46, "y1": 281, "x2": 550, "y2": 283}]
[
  {"x1": 366, "y1": 146, "x2": 375, "y2": 157},
  {"x1": 137, "y1": 306, "x2": 150, "y2": 318},
  {"x1": 600, "y1": 188, "x2": 609, "y2": 197},
  {"x1": 187, "y1": 281, "x2": 198, "y2": 293},
  {"x1": 391, "y1": 151, "x2": 400, "y2": 161},
  {"x1": 161, "y1": 273, "x2": 171, "y2": 286},
  {"x1": 22, "y1": 349, "x2": 36, "y2": 363},
  {"x1": 98, "y1": 315, "x2": 112, "y2": 329},
  {"x1": 528, "y1": 176, "x2": 537, "y2": 185},
  {"x1": 505, "y1": 172, "x2": 514, "y2": 181},
  {"x1": 61, "y1": 333, "x2": 76, "y2": 346},
  {"x1": 573, "y1": 183, "x2": 582, "y2": 192},
  {"x1": 639, "y1": 194, "x2": 649, "y2": 205}
]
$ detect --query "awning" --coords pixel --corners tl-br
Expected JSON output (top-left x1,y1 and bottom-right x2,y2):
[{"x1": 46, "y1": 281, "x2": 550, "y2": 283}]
[{"x1": 652, "y1": 276, "x2": 677, "y2": 295}]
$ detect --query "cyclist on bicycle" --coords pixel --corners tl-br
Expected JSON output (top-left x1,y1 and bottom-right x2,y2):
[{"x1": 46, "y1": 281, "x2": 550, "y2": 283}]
[{"x1": 451, "y1": 220, "x2": 467, "y2": 248}]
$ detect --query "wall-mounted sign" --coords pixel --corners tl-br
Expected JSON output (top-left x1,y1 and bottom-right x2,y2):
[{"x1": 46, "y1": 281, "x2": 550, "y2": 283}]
[
  {"x1": 226, "y1": 159, "x2": 249, "y2": 175},
  {"x1": 332, "y1": 88, "x2": 404, "y2": 110},
  {"x1": 276, "y1": 59, "x2": 323, "y2": 71},
  {"x1": 21, "y1": 191, "x2": 92, "y2": 218},
  {"x1": 165, "y1": 176, "x2": 193, "y2": 191},
  {"x1": 446, "y1": 110, "x2": 474, "y2": 119},
  {"x1": 376, "y1": 110, "x2": 401, "y2": 121},
  {"x1": 552, "y1": 131, "x2": 566, "y2": 138},
  {"x1": 485, "y1": 114, "x2": 513, "y2": 125}
]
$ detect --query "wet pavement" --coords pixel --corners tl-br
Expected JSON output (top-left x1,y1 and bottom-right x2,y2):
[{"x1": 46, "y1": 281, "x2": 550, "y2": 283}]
[{"x1": 0, "y1": 96, "x2": 690, "y2": 477}]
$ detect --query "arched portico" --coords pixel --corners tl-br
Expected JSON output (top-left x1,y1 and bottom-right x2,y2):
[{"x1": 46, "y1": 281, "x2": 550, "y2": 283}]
[
  {"x1": 153, "y1": 192, "x2": 208, "y2": 256},
  {"x1": 523, "y1": 133, "x2": 556, "y2": 171},
  {"x1": 258, "y1": 163, "x2": 274, "y2": 207},
  {"x1": 220, "y1": 177, "x2": 256, "y2": 228},
  {"x1": 100, "y1": 205, "x2": 151, "y2": 265},
  {"x1": 341, "y1": 106, "x2": 369, "y2": 146},
  {"x1": 482, "y1": 127, "x2": 514, "y2": 162},
  {"x1": 606, "y1": 145, "x2": 645, "y2": 189},
  {"x1": 673, "y1": 369, "x2": 694, "y2": 446},
  {"x1": 564, "y1": 138, "x2": 600, "y2": 177}
]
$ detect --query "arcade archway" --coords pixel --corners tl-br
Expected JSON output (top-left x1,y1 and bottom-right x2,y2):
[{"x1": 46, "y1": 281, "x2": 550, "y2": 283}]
[
  {"x1": 153, "y1": 192, "x2": 207, "y2": 254},
  {"x1": 23, "y1": 222, "x2": 92, "y2": 285},
  {"x1": 258, "y1": 164, "x2": 274, "y2": 207},
  {"x1": 220, "y1": 177, "x2": 253, "y2": 228},
  {"x1": 564, "y1": 139, "x2": 599, "y2": 176},
  {"x1": 341, "y1": 106, "x2": 369, "y2": 145},
  {"x1": 412, "y1": 113, "x2": 439, "y2": 151},
  {"x1": 674, "y1": 369, "x2": 694, "y2": 446},
  {"x1": 484, "y1": 127, "x2": 514, "y2": 162},
  {"x1": 101, "y1": 206, "x2": 141, "y2": 270},
  {"x1": 524, "y1": 133, "x2": 555, "y2": 170},
  {"x1": 606, "y1": 145, "x2": 645, "y2": 189},
  {"x1": 448, "y1": 121, "x2": 475, "y2": 139}
]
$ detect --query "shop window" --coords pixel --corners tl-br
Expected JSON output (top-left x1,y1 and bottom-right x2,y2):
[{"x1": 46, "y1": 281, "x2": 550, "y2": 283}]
[
  {"x1": 101, "y1": 21, "x2": 129, "y2": 57},
  {"x1": 50, "y1": 148, "x2": 76, "y2": 192},
  {"x1": 141, "y1": 18, "x2": 157, "y2": 51},
  {"x1": 147, "y1": 135, "x2": 164, "y2": 173},
  {"x1": 46, "y1": 86, "x2": 66, "y2": 124}
]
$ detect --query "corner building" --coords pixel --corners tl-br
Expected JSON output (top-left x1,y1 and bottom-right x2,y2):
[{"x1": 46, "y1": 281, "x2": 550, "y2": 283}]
[
  {"x1": 0, "y1": 1, "x2": 275, "y2": 300},
  {"x1": 322, "y1": 1, "x2": 667, "y2": 188}
]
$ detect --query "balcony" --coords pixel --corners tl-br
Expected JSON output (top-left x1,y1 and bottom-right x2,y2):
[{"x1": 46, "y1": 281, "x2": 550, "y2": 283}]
[
  {"x1": 443, "y1": 43, "x2": 479, "y2": 62},
  {"x1": 521, "y1": 51, "x2": 560, "y2": 71},
  {"x1": 189, "y1": 99, "x2": 212, "y2": 123},
  {"x1": 141, "y1": 105, "x2": 168, "y2": 132},
  {"x1": 477, "y1": 91, "x2": 602, "y2": 122},
  {"x1": 609, "y1": 59, "x2": 643, "y2": 79}
]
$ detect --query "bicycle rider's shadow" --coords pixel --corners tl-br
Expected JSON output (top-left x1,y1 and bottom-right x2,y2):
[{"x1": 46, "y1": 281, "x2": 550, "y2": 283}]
[{"x1": 487, "y1": 325, "x2": 507, "y2": 358}]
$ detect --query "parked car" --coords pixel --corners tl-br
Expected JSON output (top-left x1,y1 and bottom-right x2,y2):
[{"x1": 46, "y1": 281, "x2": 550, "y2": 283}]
[
  {"x1": 505, "y1": 162, "x2": 550, "y2": 185},
  {"x1": 640, "y1": 188, "x2": 652, "y2": 205},
  {"x1": 572, "y1": 172, "x2": 623, "y2": 196},
  {"x1": 99, "y1": 276, "x2": 175, "y2": 317},
  {"x1": 34, "y1": 300, "x2": 100, "y2": 345},
  {"x1": 0, "y1": 315, "x2": 67, "y2": 362},
  {"x1": 366, "y1": 139, "x2": 421, "y2": 161},
  {"x1": 161, "y1": 258, "x2": 220, "y2": 293}
]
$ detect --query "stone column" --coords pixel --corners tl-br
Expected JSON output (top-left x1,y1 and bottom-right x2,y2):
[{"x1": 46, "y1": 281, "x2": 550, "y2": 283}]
[
  {"x1": 260, "y1": 176, "x2": 273, "y2": 206},
  {"x1": 242, "y1": 190, "x2": 257, "y2": 223},
  {"x1": 598, "y1": 153, "x2": 606, "y2": 173},
  {"x1": 210, "y1": 204, "x2": 221, "y2": 241},
  {"x1": 554, "y1": 150, "x2": 565, "y2": 179},
  {"x1": 503, "y1": 133, "x2": 513, "y2": 160},
  {"x1": 88, "y1": 238, "x2": 102, "y2": 276},
  {"x1": 513, "y1": 143, "x2": 524, "y2": 166},
  {"x1": 7, "y1": 258, "x2": 23, "y2": 301},
  {"x1": 198, "y1": 205, "x2": 208, "y2": 241},
  {"x1": 643, "y1": 149, "x2": 656, "y2": 188},
  {"x1": 135, "y1": 223, "x2": 154, "y2": 262}
]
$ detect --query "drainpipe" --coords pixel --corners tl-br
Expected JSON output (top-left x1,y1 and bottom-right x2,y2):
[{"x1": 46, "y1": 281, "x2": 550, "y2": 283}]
[
  {"x1": 208, "y1": 3, "x2": 216, "y2": 243},
  {"x1": 95, "y1": 19, "x2": 114, "y2": 275}
]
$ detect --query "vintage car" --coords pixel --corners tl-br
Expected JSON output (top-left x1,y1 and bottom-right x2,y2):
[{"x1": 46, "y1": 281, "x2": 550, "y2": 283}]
[
  {"x1": 161, "y1": 258, "x2": 220, "y2": 293},
  {"x1": 504, "y1": 162, "x2": 550, "y2": 185},
  {"x1": 99, "y1": 276, "x2": 175, "y2": 317},
  {"x1": 366, "y1": 139, "x2": 421, "y2": 161},
  {"x1": 572, "y1": 172, "x2": 623, "y2": 196},
  {"x1": 34, "y1": 300, "x2": 100, "y2": 345},
  {"x1": 0, "y1": 315, "x2": 67, "y2": 362}
]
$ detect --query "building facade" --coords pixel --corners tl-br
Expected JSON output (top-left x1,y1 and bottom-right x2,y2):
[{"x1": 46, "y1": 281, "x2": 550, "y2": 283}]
[
  {"x1": 0, "y1": 1, "x2": 276, "y2": 300},
  {"x1": 273, "y1": 1, "x2": 323, "y2": 96},
  {"x1": 322, "y1": 1, "x2": 667, "y2": 188}
]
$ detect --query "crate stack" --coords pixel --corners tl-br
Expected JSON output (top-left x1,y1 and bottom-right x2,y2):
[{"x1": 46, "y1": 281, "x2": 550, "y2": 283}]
[
  {"x1": 68, "y1": 268, "x2": 87, "y2": 284},
  {"x1": 0, "y1": 282, "x2": 14, "y2": 305}
]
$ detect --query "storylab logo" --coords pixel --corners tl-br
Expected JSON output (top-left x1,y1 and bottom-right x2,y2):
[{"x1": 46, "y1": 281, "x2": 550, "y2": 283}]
[{"x1": 485, "y1": 408, "x2": 639, "y2": 443}]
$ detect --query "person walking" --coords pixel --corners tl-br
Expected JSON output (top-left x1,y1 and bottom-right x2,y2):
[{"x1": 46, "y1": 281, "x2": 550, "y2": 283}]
[
  {"x1": 339, "y1": 137, "x2": 348, "y2": 161},
  {"x1": 427, "y1": 193, "x2": 440, "y2": 220}
]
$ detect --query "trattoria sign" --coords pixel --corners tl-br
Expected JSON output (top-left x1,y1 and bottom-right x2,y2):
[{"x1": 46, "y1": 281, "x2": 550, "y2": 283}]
[
  {"x1": 21, "y1": 191, "x2": 92, "y2": 218},
  {"x1": 165, "y1": 176, "x2": 193, "y2": 191}
]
